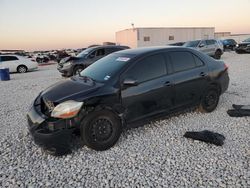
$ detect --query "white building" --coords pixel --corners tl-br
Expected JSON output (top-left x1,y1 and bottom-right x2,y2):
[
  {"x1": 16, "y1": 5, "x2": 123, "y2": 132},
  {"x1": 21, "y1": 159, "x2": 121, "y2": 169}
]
[{"x1": 116, "y1": 27, "x2": 215, "y2": 48}]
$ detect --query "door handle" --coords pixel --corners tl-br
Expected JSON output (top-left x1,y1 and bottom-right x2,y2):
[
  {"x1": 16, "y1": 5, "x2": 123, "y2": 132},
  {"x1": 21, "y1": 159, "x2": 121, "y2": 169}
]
[
  {"x1": 200, "y1": 72, "x2": 207, "y2": 77},
  {"x1": 164, "y1": 81, "x2": 172, "y2": 87}
]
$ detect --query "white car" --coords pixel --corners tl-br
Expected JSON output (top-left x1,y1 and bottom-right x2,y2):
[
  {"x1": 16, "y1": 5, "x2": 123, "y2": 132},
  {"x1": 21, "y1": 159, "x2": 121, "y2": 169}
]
[{"x1": 0, "y1": 55, "x2": 38, "y2": 73}]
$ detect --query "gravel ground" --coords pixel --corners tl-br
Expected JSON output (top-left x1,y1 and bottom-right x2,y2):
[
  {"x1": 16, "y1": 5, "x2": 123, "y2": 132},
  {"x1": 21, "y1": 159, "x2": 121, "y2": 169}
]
[{"x1": 0, "y1": 52, "x2": 250, "y2": 187}]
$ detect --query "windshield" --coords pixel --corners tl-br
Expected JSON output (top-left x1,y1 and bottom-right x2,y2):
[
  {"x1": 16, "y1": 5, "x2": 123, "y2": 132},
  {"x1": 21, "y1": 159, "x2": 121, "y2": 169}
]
[
  {"x1": 243, "y1": 38, "x2": 250, "y2": 42},
  {"x1": 80, "y1": 53, "x2": 131, "y2": 82},
  {"x1": 77, "y1": 47, "x2": 96, "y2": 58},
  {"x1": 183, "y1": 40, "x2": 201, "y2": 47}
]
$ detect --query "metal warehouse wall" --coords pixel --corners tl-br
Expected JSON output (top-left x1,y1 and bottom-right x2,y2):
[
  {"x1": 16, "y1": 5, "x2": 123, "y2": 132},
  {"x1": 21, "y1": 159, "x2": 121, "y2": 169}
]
[{"x1": 137, "y1": 27, "x2": 215, "y2": 47}]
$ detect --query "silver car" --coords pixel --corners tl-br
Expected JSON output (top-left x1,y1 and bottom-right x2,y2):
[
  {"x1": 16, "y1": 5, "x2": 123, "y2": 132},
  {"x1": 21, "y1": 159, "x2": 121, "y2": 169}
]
[{"x1": 183, "y1": 39, "x2": 224, "y2": 59}]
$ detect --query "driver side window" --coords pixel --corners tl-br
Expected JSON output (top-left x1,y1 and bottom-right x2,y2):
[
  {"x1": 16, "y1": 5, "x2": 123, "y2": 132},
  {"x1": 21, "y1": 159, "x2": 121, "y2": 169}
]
[
  {"x1": 199, "y1": 40, "x2": 207, "y2": 47},
  {"x1": 124, "y1": 54, "x2": 167, "y2": 83}
]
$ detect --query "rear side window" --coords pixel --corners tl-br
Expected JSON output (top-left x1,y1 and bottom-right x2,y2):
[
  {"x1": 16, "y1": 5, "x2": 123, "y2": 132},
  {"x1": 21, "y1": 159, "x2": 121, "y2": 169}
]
[
  {"x1": 1, "y1": 56, "x2": 18, "y2": 62},
  {"x1": 206, "y1": 40, "x2": 216, "y2": 45},
  {"x1": 106, "y1": 47, "x2": 123, "y2": 54},
  {"x1": 193, "y1": 55, "x2": 204, "y2": 67},
  {"x1": 125, "y1": 54, "x2": 166, "y2": 83},
  {"x1": 96, "y1": 48, "x2": 105, "y2": 56},
  {"x1": 169, "y1": 52, "x2": 196, "y2": 72}
]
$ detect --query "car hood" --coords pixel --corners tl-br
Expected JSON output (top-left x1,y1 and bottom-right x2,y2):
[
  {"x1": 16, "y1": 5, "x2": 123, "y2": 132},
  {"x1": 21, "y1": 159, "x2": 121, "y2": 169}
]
[
  {"x1": 41, "y1": 77, "x2": 103, "y2": 103},
  {"x1": 240, "y1": 42, "x2": 250, "y2": 44},
  {"x1": 59, "y1": 56, "x2": 82, "y2": 65}
]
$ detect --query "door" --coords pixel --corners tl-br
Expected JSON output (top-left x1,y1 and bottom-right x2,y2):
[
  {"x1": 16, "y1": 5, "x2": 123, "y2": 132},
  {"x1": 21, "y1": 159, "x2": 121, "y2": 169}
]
[
  {"x1": 0, "y1": 56, "x2": 19, "y2": 72},
  {"x1": 121, "y1": 53, "x2": 175, "y2": 123},
  {"x1": 206, "y1": 39, "x2": 217, "y2": 55},
  {"x1": 168, "y1": 51, "x2": 209, "y2": 107},
  {"x1": 198, "y1": 40, "x2": 210, "y2": 55}
]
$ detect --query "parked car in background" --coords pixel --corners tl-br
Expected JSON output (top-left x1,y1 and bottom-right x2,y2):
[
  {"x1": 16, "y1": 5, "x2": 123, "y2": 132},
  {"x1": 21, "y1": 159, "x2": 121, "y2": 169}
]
[
  {"x1": 235, "y1": 38, "x2": 250, "y2": 54},
  {"x1": 222, "y1": 39, "x2": 237, "y2": 51},
  {"x1": 27, "y1": 46, "x2": 229, "y2": 154},
  {"x1": 57, "y1": 45, "x2": 130, "y2": 77},
  {"x1": 0, "y1": 55, "x2": 38, "y2": 73},
  {"x1": 183, "y1": 39, "x2": 224, "y2": 59},
  {"x1": 168, "y1": 42, "x2": 185, "y2": 46}
]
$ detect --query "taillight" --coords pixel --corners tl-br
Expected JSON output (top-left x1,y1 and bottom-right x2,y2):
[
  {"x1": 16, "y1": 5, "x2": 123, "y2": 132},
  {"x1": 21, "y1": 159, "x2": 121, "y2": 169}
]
[{"x1": 224, "y1": 63, "x2": 229, "y2": 70}]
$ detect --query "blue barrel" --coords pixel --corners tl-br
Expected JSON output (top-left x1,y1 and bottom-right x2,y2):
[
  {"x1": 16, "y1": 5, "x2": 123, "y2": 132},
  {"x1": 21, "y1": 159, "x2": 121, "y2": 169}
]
[{"x1": 0, "y1": 68, "x2": 10, "y2": 81}]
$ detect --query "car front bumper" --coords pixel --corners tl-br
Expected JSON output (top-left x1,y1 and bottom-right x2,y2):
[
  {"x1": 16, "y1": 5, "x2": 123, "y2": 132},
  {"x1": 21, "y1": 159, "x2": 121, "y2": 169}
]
[
  {"x1": 235, "y1": 46, "x2": 250, "y2": 52},
  {"x1": 57, "y1": 64, "x2": 73, "y2": 77},
  {"x1": 27, "y1": 104, "x2": 75, "y2": 155}
]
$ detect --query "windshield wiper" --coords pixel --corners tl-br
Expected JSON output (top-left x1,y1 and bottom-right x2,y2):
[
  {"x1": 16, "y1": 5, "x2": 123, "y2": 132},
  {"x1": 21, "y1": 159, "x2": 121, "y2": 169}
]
[{"x1": 78, "y1": 74, "x2": 95, "y2": 82}]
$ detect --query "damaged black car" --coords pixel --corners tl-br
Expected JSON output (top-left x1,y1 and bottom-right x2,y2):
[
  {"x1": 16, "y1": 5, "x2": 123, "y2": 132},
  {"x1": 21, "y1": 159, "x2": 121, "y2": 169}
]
[
  {"x1": 57, "y1": 45, "x2": 129, "y2": 77},
  {"x1": 27, "y1": 46, "x2": 229, "y2": 154}
]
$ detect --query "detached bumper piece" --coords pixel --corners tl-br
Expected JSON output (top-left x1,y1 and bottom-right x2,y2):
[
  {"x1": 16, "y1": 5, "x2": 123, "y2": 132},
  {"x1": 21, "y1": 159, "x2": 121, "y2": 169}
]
[
  {"x1": 184, "y1": 130, "x2": 225, "y2": 146},
  {"x1": 227, "y1": 104, "x2": 250, "y2": 117},
  {"x1": 27, "y1": 105, "x2": 75, "y2": 156}
]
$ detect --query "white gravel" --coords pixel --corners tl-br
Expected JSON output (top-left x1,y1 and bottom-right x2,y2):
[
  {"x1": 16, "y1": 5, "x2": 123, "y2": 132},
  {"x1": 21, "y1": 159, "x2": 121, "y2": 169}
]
[{"x1": 0, "y1": 52, "x2": 250, "y2": 187}]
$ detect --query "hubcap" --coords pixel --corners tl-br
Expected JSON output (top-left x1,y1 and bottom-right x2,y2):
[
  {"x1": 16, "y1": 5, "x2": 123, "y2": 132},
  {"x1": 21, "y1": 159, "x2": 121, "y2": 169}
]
[
  {"x1": 90, "y1": 119, "x2": 113, "y2": 142},
  {"x1": 75, "y1": 69, "x2": 83, "y2": 75},
  {"x1": 19, "y1": 67, "x2": 26, "y2": 73},
  {"x1": 204, "y1": 92, "x2": 217, "y2": 107}
]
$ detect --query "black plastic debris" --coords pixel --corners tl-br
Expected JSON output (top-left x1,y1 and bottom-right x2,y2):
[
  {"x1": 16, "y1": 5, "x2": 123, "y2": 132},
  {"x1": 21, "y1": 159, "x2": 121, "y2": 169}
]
[
  {"x1": 184, "y1": 130, "x2": 225, "y2": 146},
  {"x1": 227, "y1": 104, "x2": 250, "y2": 117}
]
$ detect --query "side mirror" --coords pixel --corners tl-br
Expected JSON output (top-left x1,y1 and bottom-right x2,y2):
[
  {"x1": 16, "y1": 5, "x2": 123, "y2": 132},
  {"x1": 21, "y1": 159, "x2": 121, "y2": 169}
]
[
  {"x1": 199, "y1": 43, "x2": 205, "y2": 48},
  {"x1": 123, "y1": 78, "x2": 138, "y2": 87}
]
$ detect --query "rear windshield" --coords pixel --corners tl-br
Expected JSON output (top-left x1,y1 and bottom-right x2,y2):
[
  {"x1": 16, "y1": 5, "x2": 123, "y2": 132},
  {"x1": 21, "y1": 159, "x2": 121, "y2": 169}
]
[
  {"x1": 80, "y1": 53, "x2": 132, "y2": 82},
  {"x1": 183, "y1": 40, "x2": 201, "y2": 47}
]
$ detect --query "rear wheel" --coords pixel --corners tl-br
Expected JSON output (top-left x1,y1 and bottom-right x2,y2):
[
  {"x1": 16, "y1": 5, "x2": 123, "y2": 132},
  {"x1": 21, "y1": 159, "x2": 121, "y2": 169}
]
[
  {"x1": 73, "y1": 66, "x2": 84, "y2": 75},
  {"x1": 80, "y1": 110, "x2": 122, "y2": 151},
  {"x1": 214, "y1": 50, "x2": 222, "y2": 59},
  {"x1": 17, "y1": 65, "x2": 28, "y2": 73},
  {"x1": 199, "y1": 87, "x2": 220, "y2": 113}
]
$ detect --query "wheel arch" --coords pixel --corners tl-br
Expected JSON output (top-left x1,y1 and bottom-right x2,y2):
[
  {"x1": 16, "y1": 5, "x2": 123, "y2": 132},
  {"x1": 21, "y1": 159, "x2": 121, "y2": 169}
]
[
  {"x1": 17, "y1": 64, "x2": 28, "y2": 72},
  {"x1": 79, "y1": 104, "x2": 125, "y2": 128},
  {"x1": 209, "y1": 82, "x2": 221, "y2": 95}
]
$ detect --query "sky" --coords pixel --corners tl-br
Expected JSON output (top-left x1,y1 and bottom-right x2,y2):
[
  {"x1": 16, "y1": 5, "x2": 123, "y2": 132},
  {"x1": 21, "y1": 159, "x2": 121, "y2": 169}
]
[{"x1": 0, "y1": 0, "x2": 250, "y2": 51}]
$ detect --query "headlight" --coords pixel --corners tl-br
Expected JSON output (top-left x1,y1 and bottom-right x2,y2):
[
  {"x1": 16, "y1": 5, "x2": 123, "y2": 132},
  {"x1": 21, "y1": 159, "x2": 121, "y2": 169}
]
[
  {"x1": 63, "y1": 62, "x2": 72, "y2": 67},
  {"x1": 236, "y1": 44, "x2": 239, "y2": 47},
  {"x1": 51, "y1": 100, "x2": 83, "y2": 119},
  {"x1": 247, "y1": 44, "x2": 250, "y2": 47}
]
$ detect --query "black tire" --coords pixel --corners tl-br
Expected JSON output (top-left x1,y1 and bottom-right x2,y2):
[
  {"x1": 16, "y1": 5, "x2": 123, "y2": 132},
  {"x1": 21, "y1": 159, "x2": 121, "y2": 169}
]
[
  {"x1": 80, "y1": 110, "x2": 122, "y2": 151},
  {"x1": 17, "y1": 65, "x2": 28, "y2": 73},
  {"x1": 235, "y1": 50, "x2": 242, "y2": 54},
  {"x1": 214, "y1": 50, "x2": 222, "y2": 59},
  {"x1": 199, "y1": 86, "x2": 220, "y2": 113},
  {"x1": 73, "y1": 66, "x2": 84, "y2": 75}
]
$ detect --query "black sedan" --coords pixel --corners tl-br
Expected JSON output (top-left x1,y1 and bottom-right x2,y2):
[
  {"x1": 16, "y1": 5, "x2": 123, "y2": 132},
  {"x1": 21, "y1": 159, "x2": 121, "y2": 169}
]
[
  {"x1": 27, "y1": 46, "x2": 229, "y2": 155},
  {"x1": 235, "y1": 38, "x2": 250, "y2": 54},
  {"x1": 222, "y1": 39, "x2": 237, "y2": 51}
]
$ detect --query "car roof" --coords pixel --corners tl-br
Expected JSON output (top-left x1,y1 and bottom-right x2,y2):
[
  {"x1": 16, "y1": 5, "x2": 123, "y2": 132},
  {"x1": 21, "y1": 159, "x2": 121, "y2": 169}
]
[
  {"x1": 88, "y1": 45, "x2": 129, "y2": 50},
  {"x1": 0, "y1": 54, "x2": 20, "y2": 57},
  {"x1": 114, "y1": 46, "x2": 192, "y2": 56}
]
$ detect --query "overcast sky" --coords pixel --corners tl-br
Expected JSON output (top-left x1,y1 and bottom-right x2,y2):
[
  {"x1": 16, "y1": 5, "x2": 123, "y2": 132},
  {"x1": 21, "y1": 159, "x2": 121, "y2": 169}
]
[{"x1": 0, "y1": 0, "x2": 250, "y2": 51}]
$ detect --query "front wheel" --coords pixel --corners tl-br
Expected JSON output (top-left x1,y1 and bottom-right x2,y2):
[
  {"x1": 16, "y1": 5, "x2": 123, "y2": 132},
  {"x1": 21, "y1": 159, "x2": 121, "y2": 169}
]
[
  {"x1": 199, "y1": 87, "x2": 220, "y2": 113},
  {"x1": 73, "y1": 66, "x2": 84, "y2": 75},
  {"x1": 80, "y1": 110, "x2": 122, "y2": 151},
  {"x1": 17, "y1": 65, "x2": 28, "y2": 73}
]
